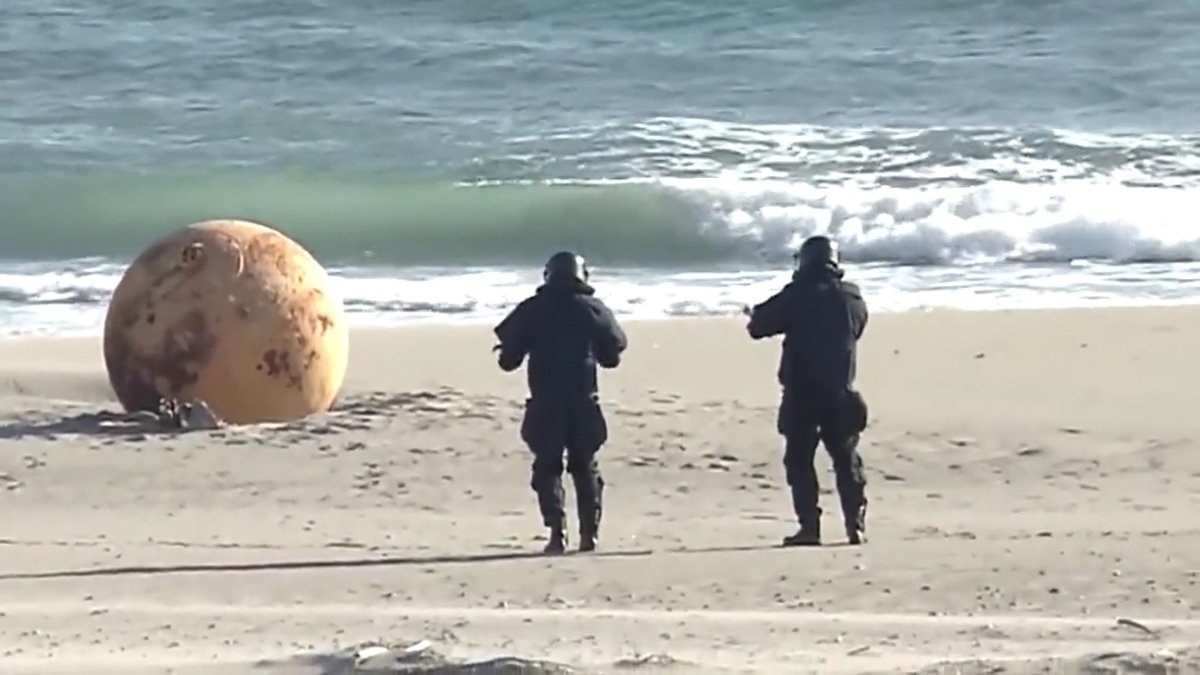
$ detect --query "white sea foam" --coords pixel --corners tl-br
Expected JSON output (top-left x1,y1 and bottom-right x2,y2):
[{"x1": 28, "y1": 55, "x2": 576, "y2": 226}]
[
  {"x1": 655, "y1": 176, "x2": 1200, "y2": 264},
  {"x1": 2, "y1": 258, "x2": 1198, "y2": 338}
]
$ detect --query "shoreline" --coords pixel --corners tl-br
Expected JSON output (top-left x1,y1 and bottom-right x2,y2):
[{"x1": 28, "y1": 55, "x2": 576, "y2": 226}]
[
  {"x1": 4, "y1": 298, "x2": 1200, "y2": 341},
  {"x1": 4, "y1": 258, "x2": 1200, "y2": 340}
]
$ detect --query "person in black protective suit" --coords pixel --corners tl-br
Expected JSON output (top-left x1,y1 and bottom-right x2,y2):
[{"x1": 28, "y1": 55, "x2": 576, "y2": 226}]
[
  {"x1": 745, "y1": 235, "x2": 870, "y2": 546},
  {"x1": 493, "y1": 251, "x2": 629, "y2": 555}
]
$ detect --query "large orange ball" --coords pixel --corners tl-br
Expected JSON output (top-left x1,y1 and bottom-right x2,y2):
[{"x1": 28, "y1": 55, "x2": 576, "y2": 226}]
[{"x1": 102, "y1": 219, "x2": 349, "y2": 424}]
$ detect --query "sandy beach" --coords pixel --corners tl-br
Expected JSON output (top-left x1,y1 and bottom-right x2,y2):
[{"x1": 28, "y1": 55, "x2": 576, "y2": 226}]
[{"x1": 1, "y1": 306, "x2": 1198, "y2": 674}]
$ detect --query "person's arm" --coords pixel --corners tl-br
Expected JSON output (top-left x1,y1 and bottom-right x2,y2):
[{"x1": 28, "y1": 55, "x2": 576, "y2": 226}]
[
  {"x1": 589, "y1": 299, "x2": 628, "y2": 369},
  {"x1": 842, "y1": 282, "x2": 868, "y2": 339},
  {"x1": 493, "y1": 299, "x2": 535, "y2": 372},
  {"x1": 746, "y1": 286, "x2": 791, "y2": 339}
]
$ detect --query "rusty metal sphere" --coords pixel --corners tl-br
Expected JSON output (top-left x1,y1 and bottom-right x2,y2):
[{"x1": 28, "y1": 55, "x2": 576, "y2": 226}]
[{"x1": 102, "y1": 219, "x2": 350, "y2": 424}]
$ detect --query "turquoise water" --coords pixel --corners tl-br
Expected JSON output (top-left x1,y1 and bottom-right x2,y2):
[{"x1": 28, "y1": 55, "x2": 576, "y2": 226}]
[{"x1": 2, "y1": 0, "x2": 1200, "y2": 333}]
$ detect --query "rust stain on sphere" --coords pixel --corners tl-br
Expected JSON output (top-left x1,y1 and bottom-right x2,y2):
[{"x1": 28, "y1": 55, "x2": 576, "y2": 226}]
[{"x1": 103, "y1": 219, "x2": 350, "y2": 424}]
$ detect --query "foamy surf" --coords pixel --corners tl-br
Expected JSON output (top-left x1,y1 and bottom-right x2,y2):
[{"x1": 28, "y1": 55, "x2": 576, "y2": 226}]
[
  {"x1": 658, "y1": 176, "x2": 1200, "y2": 264},
  {"x1": 3, "y1": 117, "x2": 1200, "y2": 335},
  {"x1": 2, "y1": 258, "x2": 1198, "y2": 338}
]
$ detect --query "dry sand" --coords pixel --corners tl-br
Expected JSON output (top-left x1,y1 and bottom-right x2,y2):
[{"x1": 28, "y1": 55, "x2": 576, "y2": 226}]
[{"x1": 0, "y1": 307, "x2": 1198, "y2": 673}]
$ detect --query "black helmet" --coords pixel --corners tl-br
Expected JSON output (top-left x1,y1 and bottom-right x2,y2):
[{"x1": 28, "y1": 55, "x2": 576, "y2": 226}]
[
  {"x1": 543, "y1": 250, "x2": 590, "y2": 283},
  {"x1": 793, "y1": 235, "x2": 840, "y2": 272}
]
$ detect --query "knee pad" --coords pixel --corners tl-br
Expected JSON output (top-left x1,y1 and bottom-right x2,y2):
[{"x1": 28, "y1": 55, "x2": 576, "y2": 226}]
[
  {"x1": 566, "y1": 455, "x2": 597, "y2": 478},
  {"x1": 530, "y1": 471, "x2": 562, "y2": 492},
  {"x1": 530, "y1": 454, "x2": 563, "y2": 488},
  {"x1": 783, "y1": 457, "x2": 815, "y2": 486}
]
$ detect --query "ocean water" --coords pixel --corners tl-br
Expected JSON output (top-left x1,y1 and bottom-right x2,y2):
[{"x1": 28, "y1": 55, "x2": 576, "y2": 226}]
[{"x1": 3, "y1": 0, "x2": 1200, "y2": 336}]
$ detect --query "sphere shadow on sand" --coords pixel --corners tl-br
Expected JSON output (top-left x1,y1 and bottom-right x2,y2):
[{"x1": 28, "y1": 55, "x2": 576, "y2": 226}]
[{"x1": 0, "y1": 406, "x2": 214, "y2": 440}]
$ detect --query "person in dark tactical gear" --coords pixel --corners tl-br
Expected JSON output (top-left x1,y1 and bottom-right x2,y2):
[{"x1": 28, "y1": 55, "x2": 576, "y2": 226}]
[
  {"x1": 493, "y1": 251, "x2": 629, "y2": 555},
  {"x1": 745, "y1": 235, "x2": 870, "y2": 546}
]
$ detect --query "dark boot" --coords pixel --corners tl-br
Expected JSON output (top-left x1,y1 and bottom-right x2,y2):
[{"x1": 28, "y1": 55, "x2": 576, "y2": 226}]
[
  {"x1": 845, "y1": 501, "x2": 867, "y2": 545},
  {"x1": 785, "y1": 478, "x2": 822, "y2": 547},
  {"x1": 578, "y1": 528, "x2": 597, "y2": 552},
  {"x1": 782, "y1": 518, "x2": 821, "y2": 547},
  {"x1": 543, "y1": 526, "x2": 567, "y2": 555}
]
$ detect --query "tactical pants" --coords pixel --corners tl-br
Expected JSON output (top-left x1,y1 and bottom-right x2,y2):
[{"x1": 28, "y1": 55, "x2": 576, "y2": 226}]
[
  {"x1": 520, "y1": 396, "x2": 608, "y2": 534},
  {"x1": 778, "y1": 388, "x2": 868, "y2": 529}
]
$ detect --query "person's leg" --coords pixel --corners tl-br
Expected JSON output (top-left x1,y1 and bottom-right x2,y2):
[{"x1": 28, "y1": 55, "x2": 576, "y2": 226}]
[
  {"x1": 565, "y1": 398, "x2": 609, "y2": 552},
  {"x1": 521, "y1": 398, "x2": 569, "y2": 553},
  {"x1": 777, "y1": 389, "x2": 824, "y2": 545},
  {"x1": 781, "y1": 427, "x2": 823, "y2": 545},
  {"x1": 528, "y1": 442, "x2": 567, "y2": 552},
  {"x1": 820, "y1": 391, "x2": 869, "y2": 544},
  {"x1": 565, "y1": 444, "x2": 602, "y2": 551},
  {"x1": 822, "y1": 429, "x2": 866, "y2": 541}
]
